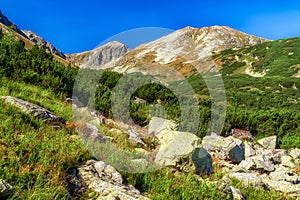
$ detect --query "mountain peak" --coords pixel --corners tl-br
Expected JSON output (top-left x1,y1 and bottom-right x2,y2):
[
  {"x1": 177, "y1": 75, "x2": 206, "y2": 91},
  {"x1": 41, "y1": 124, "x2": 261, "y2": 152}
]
[{"x1": 67, "y1": 41, "x2": 130, "y2": 69}]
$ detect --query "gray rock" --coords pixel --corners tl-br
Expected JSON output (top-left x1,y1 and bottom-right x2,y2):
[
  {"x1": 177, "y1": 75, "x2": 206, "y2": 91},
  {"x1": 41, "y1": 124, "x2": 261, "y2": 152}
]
[
  {"x1": 76, "y1": 160, "x2": 149, "y2": 200},
  {"x1": 0, "y1": 179, "x2": 13, "y2": 199},
  {"x1": 290, "y1": 148, "x2": 300, "y2": 160},
  {"x1": 281, "y1": 155, "x2": 297, "y2": 168},
  {"x1": 1, "y1": 96, "x2": 65, "y2": 124},
  {"x1": 260, "y1": 149, "x2": 288, "y2": 164},
  {"x1": 257, "y1": 135, "x2": 278, "y2": 149},
  {"x1": 239, "y1": 158, "x2": 256, "y2": 171},
  {"x1": 77, "y1": 123, "x2": 112, "y2": 143},
  {"x1": 191, "y1": 147, "x2": 213, "y2": 175},
  {"x1": 74, "y1": 41, "x2": 130, "y2": 69},
  {"x1": 148, "y1": 117, "x2": 177, "y2": 136},
  {"x1": 269, "y1": 165, "x2": 300, "y2": 183},
  {"x1": 154, "y1": 130, "x2": 213, "y2": 174},
  {"x1": 263, "y1": 180, "x2": 300, "y2": 197},
  {"x1": 253, "y1": 156, "x2": 275, "y2": 172},
  {"x1": 201, "y1": 134, "x2": 224, "y2": 152},
  {"x1": 229, "y1": 173, "x2": 263, "y2": 188},
  {"x1": 154, "y1": 130, "x2": 201, "y2": 167},
  {"x1": 244, "y1": 141, "x2": 256, "y2": 158},
  {"x1": 289, "y1": 148, "x2": 300, "y2": 165},
  {"x1": 128, "y1": 129, "x2": 146, "y2": 146},
  {"x1": 202, "y1": 135, "x2": 245, "y2": 163}
]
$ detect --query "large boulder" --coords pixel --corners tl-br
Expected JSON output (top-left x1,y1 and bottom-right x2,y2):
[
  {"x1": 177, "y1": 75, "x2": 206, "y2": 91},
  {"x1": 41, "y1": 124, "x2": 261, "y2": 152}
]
[
  {"x1": 202, "y1": 135, "x2": 245, "y2": 163},
  {"x1": 154, "y1": 131, "x2": 200, "y2": 166},
  {"x1": 75, "y1": 160, "x2": 149, "y2": 200},
  {"x1": 0, "y1": 179, "x2": 13, "y2": 199},
  {"x1": 154, "y1": 130, "x2": 213, "y2": 174},
  {"x1": 148, "y1": 117, "x2": 177, "y2": 136}
]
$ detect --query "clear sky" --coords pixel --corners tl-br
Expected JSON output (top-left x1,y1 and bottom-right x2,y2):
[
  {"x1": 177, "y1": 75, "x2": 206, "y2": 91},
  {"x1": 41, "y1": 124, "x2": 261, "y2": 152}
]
[{"x1": 1, "y1": 1, "x2": 300, "y2": 54}]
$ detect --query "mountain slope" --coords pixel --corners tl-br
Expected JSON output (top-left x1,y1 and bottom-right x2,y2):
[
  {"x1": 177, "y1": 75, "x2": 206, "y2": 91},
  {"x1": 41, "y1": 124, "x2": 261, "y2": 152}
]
[
  {"x1": 107, "y1": 26, "x2": 268, "y2": 75},
  {"x1": 67, "y1": 41, "x2": 130, "y2": 69}
]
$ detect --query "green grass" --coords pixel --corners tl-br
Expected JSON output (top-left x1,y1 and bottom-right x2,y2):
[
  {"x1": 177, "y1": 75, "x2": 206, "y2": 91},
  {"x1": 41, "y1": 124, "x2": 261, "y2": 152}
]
[{"x1": 0, "y1": 78, "x2": 91, "y2": 199}]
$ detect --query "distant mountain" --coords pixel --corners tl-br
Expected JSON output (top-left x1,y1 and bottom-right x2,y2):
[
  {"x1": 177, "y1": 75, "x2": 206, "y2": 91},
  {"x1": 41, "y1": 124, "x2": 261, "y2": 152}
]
[
  {"x1": 74, "y1": 26, "x2": 268, "y2": 76},
  {"x1": 67, "y1": 41, "x2": 130, "y2": 69},
  {"x1": 0, "y1": 10, "x2": 66, "y2": 60}
]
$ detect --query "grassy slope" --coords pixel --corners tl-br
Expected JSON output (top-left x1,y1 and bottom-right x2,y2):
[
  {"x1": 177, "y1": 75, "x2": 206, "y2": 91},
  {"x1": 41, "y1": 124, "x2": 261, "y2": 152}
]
[
  {"x1": 0, "y1": 28, "x2": 297, "y2": 199},
  {"x1": 0, "y1": 78, "x2": 91, "y2": 199},
  {"x1": 0, "y1": 77, "x2": 288, "y2": 199}
]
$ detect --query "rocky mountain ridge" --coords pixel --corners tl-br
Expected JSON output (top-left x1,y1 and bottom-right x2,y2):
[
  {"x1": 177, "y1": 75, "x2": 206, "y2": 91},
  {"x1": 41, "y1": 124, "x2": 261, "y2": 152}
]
[
  {"x1": 0, "y1": 10, "x2": 66, "y2": 59},
  {"x1": 67, "y1": 41, "x2": 130, "y2": 69},
  {"x1": 72, "y1": 26, "x2": 269, "y2": 76},
  {"x1": 22, "y1": 30, "x2": 66, "y2": 59}
]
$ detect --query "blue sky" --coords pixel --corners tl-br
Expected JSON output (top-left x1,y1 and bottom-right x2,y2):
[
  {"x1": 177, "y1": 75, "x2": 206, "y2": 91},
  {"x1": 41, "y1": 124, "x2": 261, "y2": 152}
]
[{"x1": 1, "y1": 1, "x2": 300, "y2": 53}]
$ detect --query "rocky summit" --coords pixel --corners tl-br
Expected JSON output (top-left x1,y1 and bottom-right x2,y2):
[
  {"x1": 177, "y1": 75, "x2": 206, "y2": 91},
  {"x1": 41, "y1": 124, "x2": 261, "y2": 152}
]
[{"x1": 67, "y1": 41, "x2": 130, "y2": 69}]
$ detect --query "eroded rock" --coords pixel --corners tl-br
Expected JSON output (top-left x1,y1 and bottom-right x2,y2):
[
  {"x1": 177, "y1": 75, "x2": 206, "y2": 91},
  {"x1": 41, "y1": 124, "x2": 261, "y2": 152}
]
[
  {"x1": 1, "y1": 96, "x2": 65, "y2": 124},
  {"x1": 74, "y1": 160, "x2": 149, "y2": 200}
]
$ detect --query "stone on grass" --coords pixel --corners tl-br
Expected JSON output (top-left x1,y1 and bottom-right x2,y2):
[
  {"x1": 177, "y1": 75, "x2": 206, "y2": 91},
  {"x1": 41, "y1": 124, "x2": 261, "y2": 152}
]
[
  {"x1": 154, "y1": 130, "x2": 201, "y2": 166},
  {"x1": 76, "y1": 160, "x2": 149, "y2": 200},
  {"x1": 229, "y1": 173, "x2": 263, "y2": 188},
  {"x1": 191, "y1": 147, "x2": 213, "y2": 175}
]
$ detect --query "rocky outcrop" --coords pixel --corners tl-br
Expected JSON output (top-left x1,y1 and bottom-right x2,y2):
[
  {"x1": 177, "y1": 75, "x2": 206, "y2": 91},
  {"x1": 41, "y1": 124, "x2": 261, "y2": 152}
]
[
  {"x1": 1, "y1": 96, "x2": 65, "y2": 124},
  {"x1": 66, "y1": 160, "x2": 149, "y2": 200},
  {"x1": 153, "y1": 129, "x2": 213, "y2": 175},
  {"x1": 202, "y1": 134, "x2": 245, "y2": 163},
  {"x1": 68, "y1": 41, "x2": 130, "y2": 69},
  {"x1": 0, "y1": 179, "x2": 13, "y2": 199},
  {"x1": 22, "y1": 30, "x2": 66, "y2": 59}
]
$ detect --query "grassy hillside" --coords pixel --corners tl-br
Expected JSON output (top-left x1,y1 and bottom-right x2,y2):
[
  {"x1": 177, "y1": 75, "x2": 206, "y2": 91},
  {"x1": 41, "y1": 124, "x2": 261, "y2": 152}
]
[{"x1": 0, "y1": 28, "x2": 297, "y2": 199}]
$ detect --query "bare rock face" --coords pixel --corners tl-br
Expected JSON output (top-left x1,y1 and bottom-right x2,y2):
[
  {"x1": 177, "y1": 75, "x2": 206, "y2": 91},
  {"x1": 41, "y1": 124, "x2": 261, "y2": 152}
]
[
  {"x1": 69, "y1": 41, "x2": 130, "y2": 69},
  {"x1": 69, "y1": 160, "x2": 149, "y2": 200},
  {"x1": 22, "y1": 30, "x2": 66, "y2": 59}
]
